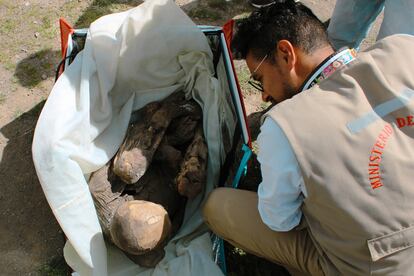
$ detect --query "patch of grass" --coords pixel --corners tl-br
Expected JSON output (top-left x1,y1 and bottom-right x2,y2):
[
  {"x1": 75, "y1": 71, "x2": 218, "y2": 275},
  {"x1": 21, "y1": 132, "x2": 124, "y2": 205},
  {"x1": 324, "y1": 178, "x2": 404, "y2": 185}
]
[
  {"x1": 19, "y1": 62, "x2": 38, "y2": 79},
  {"x1": 14, "y1": 49, "x2": 59, "y2": 88},
  {"x1": 75, "y1": 6, "x2": 108, "y2": 28},
  {"x1": 70, "y1": 0, "x2": 113, "y2": 28},
  {"x1": 37, "y1": 15, "x2": 58, "y2": 39},
  {"x1": 3, "y1": 60, "x2": 15, "y2": 71},
  {"x1": 2, "y1": 1, "x2": 17, "y2": 11},
  {"x1": 13, "y1": 109, "x2": 23, "y2": 119},
  {"x1": 207, "y1": 0, "x2": 230, "y2": 10},
  {"x1": 41, "y1": 28, "x2": 57, "y2": 40},
  {"x1": 10, "y1": 83, "x2": 18, "y2": 93},
  {"x1": 0, "y1": 52, "x2": 6, "y2": 63},
  {"x1": 0, "y1": 93, "x2": 6, "y2": 104},
  {"x1": 61, "y1": 0, "x2": 79, "y2": 17},
  {"x1": 188, "y1": 7, "x2": 221, "y2": 21},
  {"x1": 228, "y1": 0, "x2": 248, "y2": 4},
  {"x1": 36, "y1": 50, "x2": 48, "y2": 60},
  {"x1": 235, "y1": 64, "x2": 257, "y2": 96},
  {"x1": 26, "y1": 5, "x2": 42, "y2": 18},
  {"x1": 0, "y1": 18, "x2": 17, "y2": 34},
  {"x1": 42, "y1": 16, "x2": 52, "y2": 29},
  {"x1": 110, "y1": 3, "x2": 137, "y2": 13},
  {"x1": 74, "y1": 1, "x2": 143, "y2": 28},
  {"x1": 37, "y1": 256, "x2": 69, "y2": 276},
  {"x1": 94, "y1": 0, "x2": 113, "y2": 6},
  {"x1": 41, "y1": 60, "x2": 53, "y2": 71}
]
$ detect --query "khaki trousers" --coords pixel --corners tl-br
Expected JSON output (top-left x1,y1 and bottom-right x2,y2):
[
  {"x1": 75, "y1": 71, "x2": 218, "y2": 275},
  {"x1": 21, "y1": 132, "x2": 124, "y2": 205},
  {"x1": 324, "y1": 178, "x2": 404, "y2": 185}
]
[{"x1": 202, "y1": 188, "x2": 324, "y2": 276}]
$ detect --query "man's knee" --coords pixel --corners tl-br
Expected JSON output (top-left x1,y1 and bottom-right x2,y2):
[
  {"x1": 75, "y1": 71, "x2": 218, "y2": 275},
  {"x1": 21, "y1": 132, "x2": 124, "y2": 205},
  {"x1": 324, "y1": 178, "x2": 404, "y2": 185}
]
[{"x1": 202, "y1": 187, "x2": 230, "y2": 225}]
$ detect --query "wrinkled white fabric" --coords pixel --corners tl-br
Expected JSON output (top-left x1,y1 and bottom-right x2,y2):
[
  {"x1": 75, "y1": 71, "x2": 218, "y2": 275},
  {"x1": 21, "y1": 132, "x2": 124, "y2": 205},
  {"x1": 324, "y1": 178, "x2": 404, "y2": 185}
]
[{"x1": 32, "y1": 0, "x2": 235, "y2": 275}]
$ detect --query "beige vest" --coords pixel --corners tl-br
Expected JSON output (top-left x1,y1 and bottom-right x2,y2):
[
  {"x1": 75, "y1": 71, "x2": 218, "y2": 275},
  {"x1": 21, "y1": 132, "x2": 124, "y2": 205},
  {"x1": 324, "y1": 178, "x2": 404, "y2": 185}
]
[{"x1": 266, "y1": 35, "x2": 414, "y2": 276}]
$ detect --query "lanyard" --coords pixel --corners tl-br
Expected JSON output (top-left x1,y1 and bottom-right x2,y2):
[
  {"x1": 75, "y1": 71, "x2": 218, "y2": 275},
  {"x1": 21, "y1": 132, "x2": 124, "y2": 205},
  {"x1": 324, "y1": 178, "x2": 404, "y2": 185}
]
[{"x1": 301, "y1": 48, "x2": 357, "y2": 92}]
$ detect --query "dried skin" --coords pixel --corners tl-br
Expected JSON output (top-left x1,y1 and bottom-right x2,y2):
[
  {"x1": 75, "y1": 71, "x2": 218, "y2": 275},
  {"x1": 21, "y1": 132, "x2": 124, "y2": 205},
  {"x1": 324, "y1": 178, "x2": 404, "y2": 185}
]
[
  {"x1": 175, "y1": 125, "x2": 208, "y2": 199},
  {"x1": 113, "y1": 92, "x2": 201, "y2": 184},
  {"x1": 153, "y1": 142, "x2": 183, "y2": 172},
  {"x1": 165, "y1": 114, "x2": 201, "y2": 147},
  {"x1": 133, "y1": 144, "x2": 185, "y2": 217}
]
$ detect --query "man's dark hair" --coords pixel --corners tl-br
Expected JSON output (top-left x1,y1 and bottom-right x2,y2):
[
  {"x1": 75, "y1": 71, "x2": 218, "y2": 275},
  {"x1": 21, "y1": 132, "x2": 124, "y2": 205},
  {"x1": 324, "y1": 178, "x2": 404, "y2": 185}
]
[{"x1": 232, "y1": 0, "x2": 331, "y2": 61}]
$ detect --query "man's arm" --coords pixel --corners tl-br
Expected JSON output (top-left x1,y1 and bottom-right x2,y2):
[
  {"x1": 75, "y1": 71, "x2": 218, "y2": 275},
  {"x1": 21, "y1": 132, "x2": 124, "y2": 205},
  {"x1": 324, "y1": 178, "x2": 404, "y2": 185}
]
[{"x1": 257, "y1": 117, "x2": 307, "y2": 232}]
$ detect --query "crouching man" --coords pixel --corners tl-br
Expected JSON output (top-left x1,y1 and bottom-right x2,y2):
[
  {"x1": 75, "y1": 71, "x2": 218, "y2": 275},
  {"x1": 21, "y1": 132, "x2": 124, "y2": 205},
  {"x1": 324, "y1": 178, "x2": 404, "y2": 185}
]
[{"x1": 203, "y1": 1, "x2": 414, "y2": 275}]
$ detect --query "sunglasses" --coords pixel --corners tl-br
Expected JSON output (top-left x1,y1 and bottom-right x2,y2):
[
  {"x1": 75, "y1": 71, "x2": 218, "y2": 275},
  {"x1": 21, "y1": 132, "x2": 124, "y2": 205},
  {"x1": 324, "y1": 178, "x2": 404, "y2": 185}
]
[{"x1": 248, "y1": 54, "x2": 268, "y2": 92}]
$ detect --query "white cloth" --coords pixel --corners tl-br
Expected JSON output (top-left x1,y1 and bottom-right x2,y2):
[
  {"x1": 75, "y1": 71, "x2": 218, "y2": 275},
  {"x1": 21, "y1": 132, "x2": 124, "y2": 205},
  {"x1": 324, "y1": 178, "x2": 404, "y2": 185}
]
[
  {"x1": 257, "y1": 117, "x2": 306, "y2": 231},
  {"x1": 328, "y1": 0, "x2": 414, "y2": 49},
  {"x1": 32, "y1": 0, "x2": 236, "y2": 275}
]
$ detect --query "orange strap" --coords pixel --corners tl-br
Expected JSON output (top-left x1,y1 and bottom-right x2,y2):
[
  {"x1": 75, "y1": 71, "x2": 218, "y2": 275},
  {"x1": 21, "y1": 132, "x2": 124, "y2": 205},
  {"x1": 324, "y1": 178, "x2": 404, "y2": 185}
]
[{"x1": 57, "y1": 18, "x2": 74, "y2": 78}]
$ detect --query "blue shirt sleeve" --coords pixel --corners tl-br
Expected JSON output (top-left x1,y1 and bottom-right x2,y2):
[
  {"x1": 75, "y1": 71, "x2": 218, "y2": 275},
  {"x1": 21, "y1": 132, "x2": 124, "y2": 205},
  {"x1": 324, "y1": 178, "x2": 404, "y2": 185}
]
[{"x1": 257, "y1": 117, "x2": 307, "y2": 232}]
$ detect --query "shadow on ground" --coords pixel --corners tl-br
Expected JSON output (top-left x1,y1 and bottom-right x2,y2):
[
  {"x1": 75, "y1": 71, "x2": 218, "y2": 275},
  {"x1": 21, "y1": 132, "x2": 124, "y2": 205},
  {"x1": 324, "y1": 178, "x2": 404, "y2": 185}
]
[
  {"x1": 14, "y1": 49, "x2": 61, "y2": 88},
  {"x1": 0, "y1": 101, "x2": 68, "y2": 275}
]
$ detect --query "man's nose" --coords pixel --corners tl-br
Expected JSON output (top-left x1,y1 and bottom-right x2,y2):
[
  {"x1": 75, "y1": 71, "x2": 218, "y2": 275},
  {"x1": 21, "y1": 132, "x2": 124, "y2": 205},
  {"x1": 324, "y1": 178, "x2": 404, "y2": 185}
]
[{"x1": 261, "y1": 92, "x2": 271, "y2": 102}]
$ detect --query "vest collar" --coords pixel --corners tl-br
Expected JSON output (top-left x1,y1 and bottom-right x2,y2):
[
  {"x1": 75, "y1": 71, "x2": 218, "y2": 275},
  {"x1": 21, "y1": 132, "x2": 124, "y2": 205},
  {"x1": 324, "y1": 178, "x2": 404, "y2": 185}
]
[{"x1": 299, "y1": 47, "x2": 357, "y2": 92}]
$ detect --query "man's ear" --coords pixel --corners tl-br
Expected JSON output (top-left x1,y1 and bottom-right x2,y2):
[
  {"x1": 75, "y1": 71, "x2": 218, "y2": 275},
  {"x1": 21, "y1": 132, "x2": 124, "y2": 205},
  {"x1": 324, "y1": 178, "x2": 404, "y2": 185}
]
[{"x1": 276, "y1": 40, "x2": 296, "y2": 70}]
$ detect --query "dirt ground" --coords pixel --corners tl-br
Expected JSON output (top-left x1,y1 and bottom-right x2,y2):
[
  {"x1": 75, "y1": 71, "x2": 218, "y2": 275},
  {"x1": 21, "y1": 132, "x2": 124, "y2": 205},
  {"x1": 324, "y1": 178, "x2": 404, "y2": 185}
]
[{"x1": 0, "y1": 0, "x2": 382, "y2": 275}]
